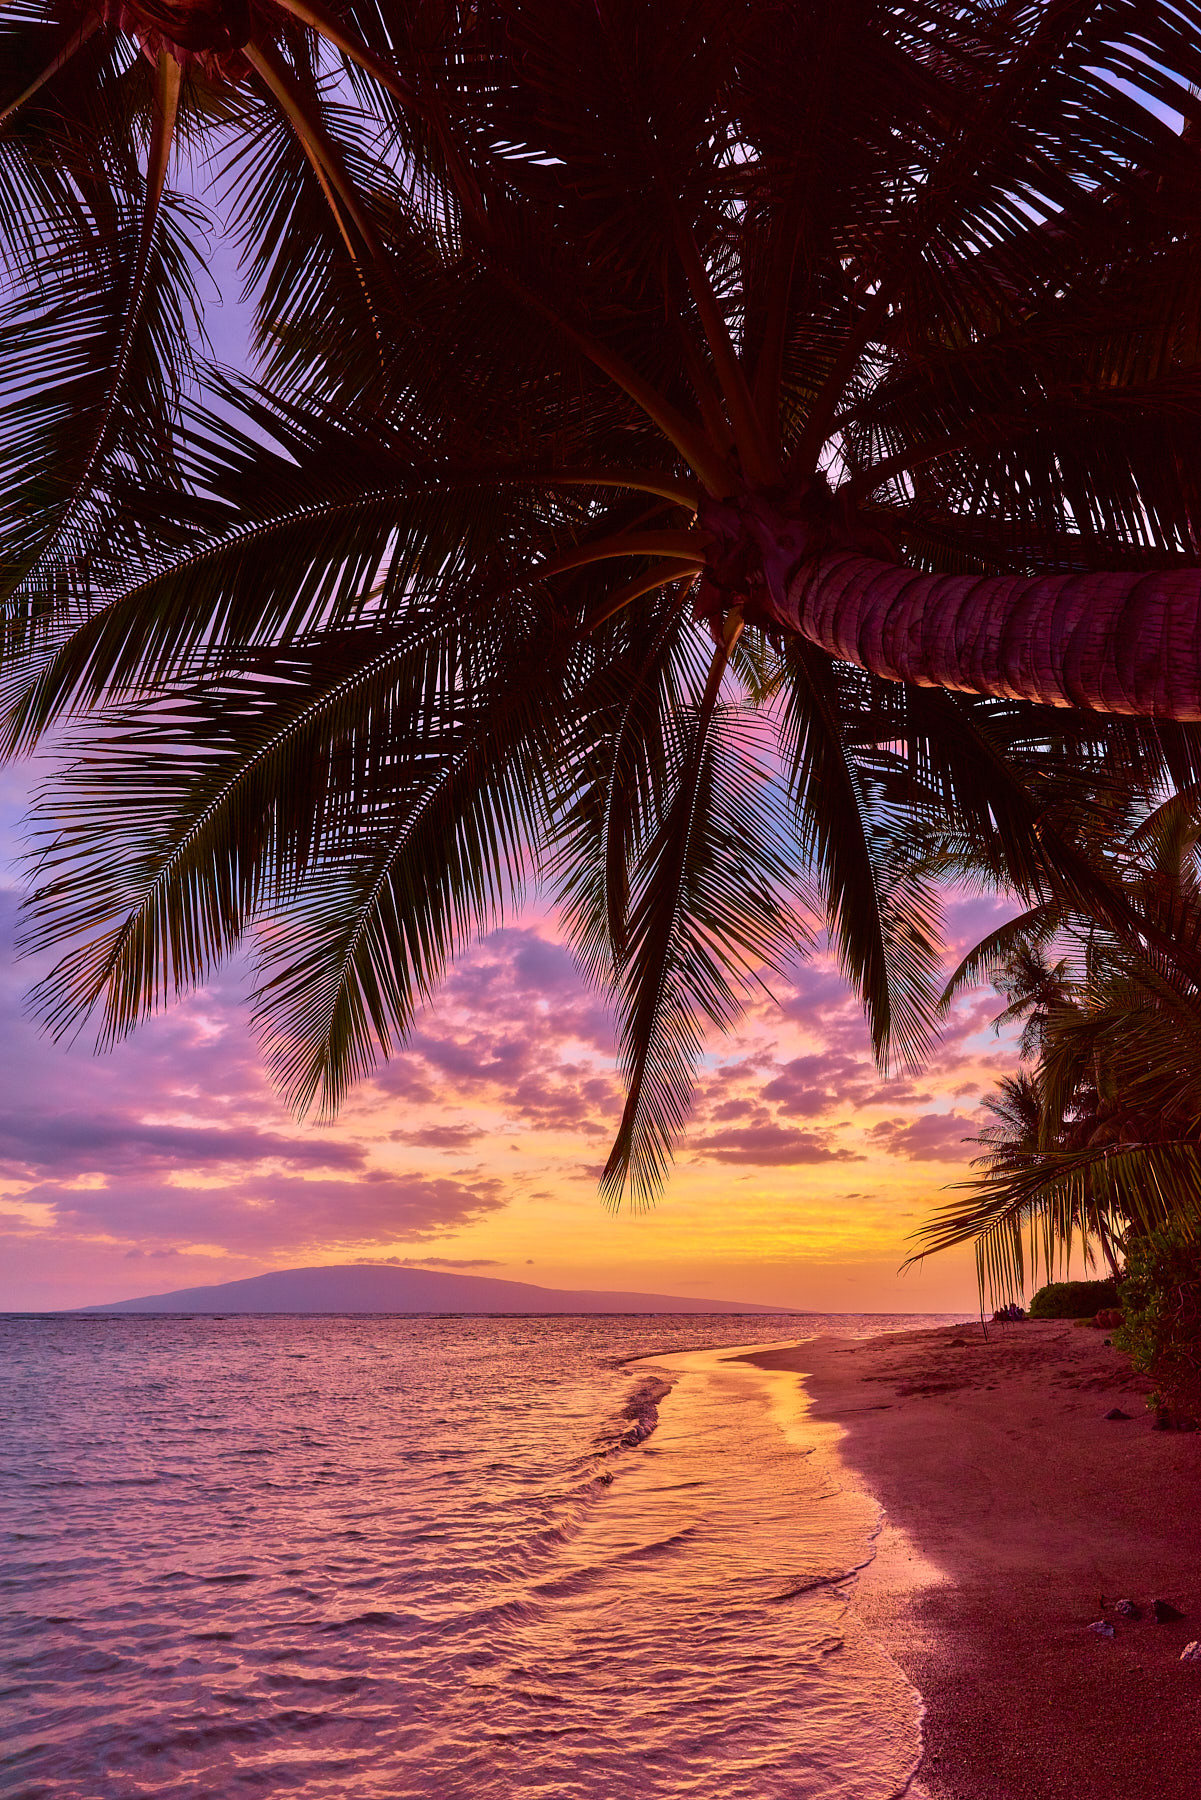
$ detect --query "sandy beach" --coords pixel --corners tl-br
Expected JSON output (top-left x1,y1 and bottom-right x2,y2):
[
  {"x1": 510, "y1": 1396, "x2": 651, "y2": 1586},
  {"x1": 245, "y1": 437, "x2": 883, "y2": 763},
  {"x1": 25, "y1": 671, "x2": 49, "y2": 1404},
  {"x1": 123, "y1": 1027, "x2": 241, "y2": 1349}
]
[{"x1": 743, "y1": 1322, "x2": 1201, "y2": 1800}]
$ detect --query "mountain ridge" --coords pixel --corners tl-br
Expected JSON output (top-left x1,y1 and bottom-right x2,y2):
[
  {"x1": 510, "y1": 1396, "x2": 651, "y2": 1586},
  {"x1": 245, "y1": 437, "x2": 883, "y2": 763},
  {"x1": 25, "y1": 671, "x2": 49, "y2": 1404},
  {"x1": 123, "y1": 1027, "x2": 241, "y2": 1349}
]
[{"x1": 73, "y1": 1263, "x2": 796, "y2": 1315}]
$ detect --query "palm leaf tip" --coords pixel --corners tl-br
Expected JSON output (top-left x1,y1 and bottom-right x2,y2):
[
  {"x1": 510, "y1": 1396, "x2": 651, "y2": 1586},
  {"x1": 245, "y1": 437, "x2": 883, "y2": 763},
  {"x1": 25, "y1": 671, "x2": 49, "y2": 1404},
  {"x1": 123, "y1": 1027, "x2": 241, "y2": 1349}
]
[{"x1": 14, "y1": 0, "x2": 1201, "y2": 1228}]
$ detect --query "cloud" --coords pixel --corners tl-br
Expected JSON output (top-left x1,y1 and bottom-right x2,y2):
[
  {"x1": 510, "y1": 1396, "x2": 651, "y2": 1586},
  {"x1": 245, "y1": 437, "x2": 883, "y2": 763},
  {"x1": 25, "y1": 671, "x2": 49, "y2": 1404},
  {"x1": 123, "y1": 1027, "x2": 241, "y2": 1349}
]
[
  {"x1": 760, "y1": 1051, "x2": 872, "y2": 1116},
  {"x1": 773, "y1": 962, "x2": 870, "y2": 1053},
  {"x1": 506, "y1": 1067, "x2": 618, "y2": 1131},
  {"x1": 0, "y1": 852, "x2": 1018, "y2": 1305},
  {"x1": 17, "y1": 1170, "x2": 506, "y2": 1255},
  {"x1": 867, "y1": 1111, "x2": 982, "y2": 1162},
  {"x1": 0, "y1": 888, "x2": 520, "y2": 1266},
  {"x1": 943, "y1": 891, "x2": 1024, "y2": 958},
  {"x1": 0, "y1": 1109, "x2": 364, "y2": 1182},
  {"x1": 692, "y1": 1123, "x2": 866, "y2": 1166},
  {"x1": 388, "y1": 1124, "x2": 484, "y2": 1149},
  {"x1": 359, "y1": 929, "x2": 621, "y2": 1137},
  {"x1": 360, "y1": 1255, "x2": 506, "y2": 1268}
]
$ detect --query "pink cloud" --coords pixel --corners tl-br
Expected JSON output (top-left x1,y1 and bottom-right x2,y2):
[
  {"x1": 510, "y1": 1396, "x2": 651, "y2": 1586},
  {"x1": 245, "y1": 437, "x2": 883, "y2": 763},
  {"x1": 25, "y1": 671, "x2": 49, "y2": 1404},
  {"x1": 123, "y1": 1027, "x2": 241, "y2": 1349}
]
[
  {"x1": 0, "y1": 1108, "x2": 364, "y2": 1181},
  {"x1": 15, "y1": 1170, "x2": 505, "y2": 1255},
  {"x1": 692, "y1": 1123, "x2": 866, "y2": 1166},
  {"x1": 362, "y1": 928, "x2": 621, "y2": 1133},
  {"x1": 0, "y1": 845, "x2": 1022, "y2": 1307},
  {"x1": 361, "y1": 1255, "x2": 505, "y2": 1268},
  {"x1": 943, "y1": 891, "x2": 1025, "y2": 958},
  {"x1": 0, "y1": 887, "x2": 511, "y2": 1267},
  {"x1": 389, "y1": 1124, "x2": 484, "y2": 1148},
  {"x1": 867, "y1": 1110, "x2": 983, "y2": 1162},
  {"x1": 760, "y1": 1051, "x2": 873, "y2": 1116}
]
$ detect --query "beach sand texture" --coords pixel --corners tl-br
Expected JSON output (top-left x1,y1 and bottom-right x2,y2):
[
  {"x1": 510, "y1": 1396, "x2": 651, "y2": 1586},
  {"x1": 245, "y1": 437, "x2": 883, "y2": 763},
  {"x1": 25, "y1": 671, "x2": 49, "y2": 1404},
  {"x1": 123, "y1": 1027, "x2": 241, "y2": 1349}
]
[{"x1": 744, "y1": 1322, "x2": 1201, "y2": 1800}]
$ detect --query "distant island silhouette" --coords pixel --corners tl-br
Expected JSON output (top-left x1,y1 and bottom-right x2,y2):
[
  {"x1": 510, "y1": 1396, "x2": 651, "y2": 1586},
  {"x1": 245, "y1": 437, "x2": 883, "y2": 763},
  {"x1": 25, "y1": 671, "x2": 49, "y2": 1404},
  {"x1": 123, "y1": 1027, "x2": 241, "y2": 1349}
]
[{"x1": 74, "y1": 1264, "x2": 796, "y2": 1314}]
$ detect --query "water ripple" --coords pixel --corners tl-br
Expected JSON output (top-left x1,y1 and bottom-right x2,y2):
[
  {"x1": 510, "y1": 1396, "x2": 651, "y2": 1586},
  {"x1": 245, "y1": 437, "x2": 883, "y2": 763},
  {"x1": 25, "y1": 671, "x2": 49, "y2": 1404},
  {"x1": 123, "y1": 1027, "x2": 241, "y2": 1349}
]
[{"x1": 0, "y1": 1312, "x2": 948, "y2": 1798}]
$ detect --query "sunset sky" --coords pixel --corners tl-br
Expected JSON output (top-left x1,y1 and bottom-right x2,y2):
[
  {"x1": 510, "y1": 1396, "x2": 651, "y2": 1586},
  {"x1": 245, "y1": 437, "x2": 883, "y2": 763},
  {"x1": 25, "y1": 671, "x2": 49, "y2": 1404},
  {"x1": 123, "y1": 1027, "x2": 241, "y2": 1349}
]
[
  {"x1": 0, "y1": 259, "x2": 1018, "y2": 1318},
  {"x1": 0, "y1": 755, "x2": 1018, "y2": 1313}
]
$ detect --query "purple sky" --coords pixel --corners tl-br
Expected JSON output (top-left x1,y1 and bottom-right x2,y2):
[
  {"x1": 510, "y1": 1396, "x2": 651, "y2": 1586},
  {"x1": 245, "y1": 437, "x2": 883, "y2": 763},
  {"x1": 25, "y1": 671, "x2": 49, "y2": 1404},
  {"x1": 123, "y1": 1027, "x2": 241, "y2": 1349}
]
[{"x1": 0, "y1": 753, "x2": 1020, "y2": 1311}]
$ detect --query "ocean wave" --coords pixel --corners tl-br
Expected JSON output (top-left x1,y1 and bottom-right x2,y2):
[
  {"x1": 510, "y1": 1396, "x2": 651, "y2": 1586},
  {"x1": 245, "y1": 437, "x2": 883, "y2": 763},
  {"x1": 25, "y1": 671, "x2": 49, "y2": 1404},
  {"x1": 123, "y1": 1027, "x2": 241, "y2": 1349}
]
[
  {"x1": 601, "y1": 1373, "x2": 674, "y2": 1451},
  {"x1": 0, "y1": 1312, "x2": 939, "y2": 1799}
]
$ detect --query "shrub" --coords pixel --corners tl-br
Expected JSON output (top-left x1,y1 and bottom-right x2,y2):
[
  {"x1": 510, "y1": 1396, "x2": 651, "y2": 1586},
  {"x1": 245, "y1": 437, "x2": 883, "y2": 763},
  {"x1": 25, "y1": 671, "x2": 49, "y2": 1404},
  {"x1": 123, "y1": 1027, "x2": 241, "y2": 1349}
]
[
  {"x1": 1028, "y1": 1278, "x2": 1121, "y2": 1318},
  {"x1": 1115, "y1": 1229, "x2": 1201, "y2": 1422}
]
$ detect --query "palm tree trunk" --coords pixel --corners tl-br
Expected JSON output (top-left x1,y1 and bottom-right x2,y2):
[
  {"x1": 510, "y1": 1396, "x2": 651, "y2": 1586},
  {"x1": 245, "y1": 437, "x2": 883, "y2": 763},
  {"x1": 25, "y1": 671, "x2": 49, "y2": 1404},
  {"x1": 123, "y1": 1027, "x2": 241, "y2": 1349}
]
[{"x1": 770, "y1": 551, "x2": 1201, "y2": 720}]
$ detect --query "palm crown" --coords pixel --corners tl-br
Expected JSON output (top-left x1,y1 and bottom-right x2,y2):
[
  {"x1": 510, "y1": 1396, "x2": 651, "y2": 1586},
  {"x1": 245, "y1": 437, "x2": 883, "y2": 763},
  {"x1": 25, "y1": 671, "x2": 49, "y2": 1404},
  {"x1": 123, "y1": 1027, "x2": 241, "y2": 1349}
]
[
  {"x1": 6, "y1": 0, "x2": 1201, "y2": 1203},
  {"x1": 913, "y1": 792, "x2": 1201, "y2": 1301}
]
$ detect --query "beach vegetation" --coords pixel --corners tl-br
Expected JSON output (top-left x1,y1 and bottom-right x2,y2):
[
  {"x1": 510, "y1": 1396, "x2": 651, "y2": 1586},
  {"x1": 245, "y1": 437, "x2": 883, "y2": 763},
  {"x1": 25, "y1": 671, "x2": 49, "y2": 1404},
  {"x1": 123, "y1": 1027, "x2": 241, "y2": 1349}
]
[
  {"x1": 1115, "y1": 1227, "x2": 1201, "y2": 1422},
  {"x1": 7, "y1": 2, "x2": 1201, "y2": 1199},
  {"x1": 910, "y1": 791, "x2": 1201, "y2": 1303},
  {"x1": 1028, "y1": 1279, "x2": 1121, "y2": 1320}
]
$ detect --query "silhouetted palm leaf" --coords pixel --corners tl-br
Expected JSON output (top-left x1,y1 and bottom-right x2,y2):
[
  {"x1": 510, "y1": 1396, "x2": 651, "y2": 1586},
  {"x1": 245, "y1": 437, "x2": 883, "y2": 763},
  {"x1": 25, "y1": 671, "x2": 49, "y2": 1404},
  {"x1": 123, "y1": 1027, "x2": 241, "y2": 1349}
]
[
  {"x1": 12, "y1": 0, "x2": 1201, "y2": 1201},
  {"x1": 910, "y1": 795, "x2": 1201, "y2": 1298}
]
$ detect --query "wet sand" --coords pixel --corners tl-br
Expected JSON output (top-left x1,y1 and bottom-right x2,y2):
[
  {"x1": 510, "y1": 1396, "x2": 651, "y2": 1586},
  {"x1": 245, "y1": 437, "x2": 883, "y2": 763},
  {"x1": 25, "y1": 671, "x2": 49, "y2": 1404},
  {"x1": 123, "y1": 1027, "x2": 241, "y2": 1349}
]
[{"x1": 742, "y1": 1322, "x2": 1201, "y2": 1800}]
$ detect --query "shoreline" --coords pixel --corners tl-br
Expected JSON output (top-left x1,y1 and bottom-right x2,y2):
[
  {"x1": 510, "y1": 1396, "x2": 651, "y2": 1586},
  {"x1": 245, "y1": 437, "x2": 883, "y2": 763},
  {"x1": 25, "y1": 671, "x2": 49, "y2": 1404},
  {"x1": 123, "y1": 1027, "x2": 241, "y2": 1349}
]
[
  {"x1": 629, "y1": 1340, "x2": 930, "y2": 1796},
  {"x1": 740, "y1": 1321, "x2": 1201, "y2": 1800}
]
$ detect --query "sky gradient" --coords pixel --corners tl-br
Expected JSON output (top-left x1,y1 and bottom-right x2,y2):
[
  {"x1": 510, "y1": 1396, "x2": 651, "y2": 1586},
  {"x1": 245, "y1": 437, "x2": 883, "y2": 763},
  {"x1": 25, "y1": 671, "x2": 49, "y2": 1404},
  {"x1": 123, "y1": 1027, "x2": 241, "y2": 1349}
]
[
  {"x1": 0, "y1": 157, "x2": 1024, "y2": 1315},
  {"x1": 0, "y1": 759, "x2": 1019, "y2": 1313}
]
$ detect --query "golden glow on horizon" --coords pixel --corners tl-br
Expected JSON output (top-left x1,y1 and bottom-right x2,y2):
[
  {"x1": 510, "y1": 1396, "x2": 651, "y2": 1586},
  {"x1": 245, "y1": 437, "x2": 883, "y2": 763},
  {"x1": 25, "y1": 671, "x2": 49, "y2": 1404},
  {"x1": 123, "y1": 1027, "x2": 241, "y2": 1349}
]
[{"x1": 1, "y1": 909, "x2": 1008, "y2": 1312}]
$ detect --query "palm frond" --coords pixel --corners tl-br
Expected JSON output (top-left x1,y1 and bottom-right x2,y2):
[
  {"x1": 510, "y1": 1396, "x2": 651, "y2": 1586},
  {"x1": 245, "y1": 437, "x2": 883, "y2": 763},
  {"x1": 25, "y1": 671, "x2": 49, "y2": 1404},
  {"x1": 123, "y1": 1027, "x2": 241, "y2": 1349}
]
[
  {"x1": 938, "y1": 903, "x2": 1060, "y2": 1015},
  {"x1": 776, "y1": 642, "x2": 941, "y2": 1067},
  {"x1": 600, "y1": 629, "x2": 813, "y2": 1205},
  {"x1": 12, "y1": 0, "x2": 1201, "y2": 1216},
  {"x1": 909, "y1": 1139, "x2": 1201, "y2": 1308}
]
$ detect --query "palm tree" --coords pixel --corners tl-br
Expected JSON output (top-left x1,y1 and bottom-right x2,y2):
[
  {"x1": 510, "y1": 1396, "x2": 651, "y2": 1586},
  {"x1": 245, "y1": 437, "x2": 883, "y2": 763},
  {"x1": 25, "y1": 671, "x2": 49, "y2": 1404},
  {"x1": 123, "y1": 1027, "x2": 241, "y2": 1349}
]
[
  {"x1": 0, "y1": 0, "x2": 429, "y2": 611},
  {"x1": 911, "y1": 797, "x2": 1201, "y2": 1301},
  {"x1": 8, "y1": 0, "x2": 1201, "y2": 1200}
]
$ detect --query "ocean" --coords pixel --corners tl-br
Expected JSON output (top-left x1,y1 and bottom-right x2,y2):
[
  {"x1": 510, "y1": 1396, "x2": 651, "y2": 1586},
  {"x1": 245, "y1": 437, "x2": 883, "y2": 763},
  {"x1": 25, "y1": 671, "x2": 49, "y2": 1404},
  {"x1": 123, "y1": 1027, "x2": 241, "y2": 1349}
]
[{"x1": 0, "y1": 1313, "x2": 959, "y2": 1798}]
